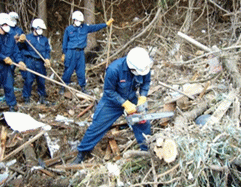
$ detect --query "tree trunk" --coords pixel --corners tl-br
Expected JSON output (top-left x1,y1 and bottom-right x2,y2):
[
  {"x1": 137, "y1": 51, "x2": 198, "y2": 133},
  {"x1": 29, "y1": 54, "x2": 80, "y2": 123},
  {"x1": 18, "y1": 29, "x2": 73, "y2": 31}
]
[
  {"x1": 38, "y1": 0, "x2": 48, "y2": 35},
  {"x1": 84, "y1": 0, "x2": 97, "y2": 52},
  {"x1": 0, "y1": 0, "x2": 5, "y2": 12}
]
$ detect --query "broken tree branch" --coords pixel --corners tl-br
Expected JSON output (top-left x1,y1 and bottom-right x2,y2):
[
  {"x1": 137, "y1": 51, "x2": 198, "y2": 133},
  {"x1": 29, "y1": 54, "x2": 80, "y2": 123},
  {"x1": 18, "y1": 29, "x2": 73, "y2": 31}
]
[{"x1": 1, "y1": 130, "x2": 46, "y2": 162}]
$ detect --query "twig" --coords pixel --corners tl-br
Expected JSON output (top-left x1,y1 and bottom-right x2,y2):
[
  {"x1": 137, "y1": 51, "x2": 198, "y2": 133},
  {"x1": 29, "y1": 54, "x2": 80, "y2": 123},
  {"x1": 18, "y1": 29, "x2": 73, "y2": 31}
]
[{"x1": 76, "y1": 102, "x2": 95, "y2": 118}]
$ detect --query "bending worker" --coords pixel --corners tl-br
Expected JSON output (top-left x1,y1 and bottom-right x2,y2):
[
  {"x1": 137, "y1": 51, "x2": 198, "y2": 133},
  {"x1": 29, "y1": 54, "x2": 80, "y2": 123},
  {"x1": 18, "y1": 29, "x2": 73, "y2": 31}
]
[
  {"x1": 60, "y1": 10, "x2": 114, "y2": 94},
  {"x1": 0, "y1": 13, "x2": 26, "y2": 111},
  {"x1": 18, "y1": 18, "x2": 51, "y2": 104},
  {"x1": 72, "y1": 47, "x2": 153, "y2": 164}
]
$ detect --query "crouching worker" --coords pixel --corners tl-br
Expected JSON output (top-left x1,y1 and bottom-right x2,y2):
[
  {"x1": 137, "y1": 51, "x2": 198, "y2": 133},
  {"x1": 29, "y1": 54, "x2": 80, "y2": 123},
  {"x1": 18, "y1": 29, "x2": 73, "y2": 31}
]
[
  {"x1": 0, "y1": 13, "x2": 26, "y2": 111},
  {"x1": 18, "y1": 18, "x2": 51, "y2": 104},
  {"x1": 72, "y1": 47, "x2": 153, "y2": 164}
]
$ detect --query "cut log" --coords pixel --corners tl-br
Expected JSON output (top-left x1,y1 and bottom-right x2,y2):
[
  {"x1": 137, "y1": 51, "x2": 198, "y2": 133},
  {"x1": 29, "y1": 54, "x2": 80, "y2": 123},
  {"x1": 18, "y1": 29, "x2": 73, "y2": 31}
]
[
  {"x1": 162, "y1": 139, "x2": 178, "y2": 163},
  {"x1": 153, "y1": 138, "x2": 178, "y2": 163}
]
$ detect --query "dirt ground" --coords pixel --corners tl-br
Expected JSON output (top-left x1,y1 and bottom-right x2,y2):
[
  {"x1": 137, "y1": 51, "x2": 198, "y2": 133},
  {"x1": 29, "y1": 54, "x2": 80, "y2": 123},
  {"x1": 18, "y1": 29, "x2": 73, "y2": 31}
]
[{"x1": 1, "y1": 0, "x2": 241, "y2": 186}]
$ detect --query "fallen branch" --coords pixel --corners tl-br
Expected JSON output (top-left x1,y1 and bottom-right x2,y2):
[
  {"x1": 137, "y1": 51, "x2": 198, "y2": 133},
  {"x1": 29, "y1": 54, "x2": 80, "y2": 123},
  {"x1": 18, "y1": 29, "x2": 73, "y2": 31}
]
[
  {"x1": 1, "y1": 130, "x2": 46, "y2": 162},
  {"x1": 123, "y1": 150, "x2": 151, "y2": 158}
]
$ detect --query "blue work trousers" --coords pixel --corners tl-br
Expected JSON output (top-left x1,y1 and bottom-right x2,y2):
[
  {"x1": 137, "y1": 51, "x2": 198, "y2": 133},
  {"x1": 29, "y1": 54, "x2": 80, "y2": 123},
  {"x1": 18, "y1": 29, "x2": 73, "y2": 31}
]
[
  {"x1": 22, "y1": 57, "x2": 47, "y2": 98},
  {"x1": 0, "y1": 65, "x2": 17, "y2": 106},
  {"x1": 62, "y1": 49, "x2": 86, "y2": 87},
  {"x1": 77, "y1": 97, "x2": 151, "y2": 152}
]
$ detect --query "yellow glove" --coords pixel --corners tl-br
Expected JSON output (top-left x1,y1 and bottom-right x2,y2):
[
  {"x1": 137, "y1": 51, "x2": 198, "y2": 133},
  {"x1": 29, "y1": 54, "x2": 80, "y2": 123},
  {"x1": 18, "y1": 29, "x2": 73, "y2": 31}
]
[
  {"x1": 14, "y1": 34, "x2": 19, "y2": 40},
  {"x1": 18, "y1": 61, "x2": 27, "y2": 71},
  {"x1": 61, "y1": 54, "x2": 65, "y2": 63},
  {"x1": 3, "y1": 57, "x2": 13, "y2": 65},
  {"x1": 18, "y1": 34, "x2": 26, "y2": 43},
  {"x1": 44, "y1": 59, "x2": 51, "y2": 68},
  {"x1": 106, "y1": 18, "x2": 114, "y2": 26},
  {"x1": 122, "y1": 100, "x2": 136, "y2": 114},
  {"x1": 137, "y1": 96, "x2": 147, "y2": 106}
]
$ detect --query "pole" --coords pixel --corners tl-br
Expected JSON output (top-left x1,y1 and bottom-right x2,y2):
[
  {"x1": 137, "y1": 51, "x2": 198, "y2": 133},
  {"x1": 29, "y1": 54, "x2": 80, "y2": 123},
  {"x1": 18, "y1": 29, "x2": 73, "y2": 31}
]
[
  {"x1": 25, "y1": 39, "x2": 81, "y2": 101},
  {"x1": 13, "y1": 62, "x2": 95, "y2": 101}
]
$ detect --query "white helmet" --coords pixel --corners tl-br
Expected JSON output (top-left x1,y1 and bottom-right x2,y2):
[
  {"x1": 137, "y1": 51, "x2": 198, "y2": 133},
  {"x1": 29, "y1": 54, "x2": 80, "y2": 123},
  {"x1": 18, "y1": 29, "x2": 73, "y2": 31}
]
[
  {"x1": 0, "y1": 13, "x2": 11, "y2": 26},
  {"x1": 72, "y1": 11, "x2": 84, "y2": 22},
  {"x1": 31, "y1": 18, "x2": 46, "y2": 29},
  {"x1": 9, "y1": 12, "x2": 19, "y2": 27},
  {"x1": 126, "y1": 47, "x2": 153, "y2": 76}
]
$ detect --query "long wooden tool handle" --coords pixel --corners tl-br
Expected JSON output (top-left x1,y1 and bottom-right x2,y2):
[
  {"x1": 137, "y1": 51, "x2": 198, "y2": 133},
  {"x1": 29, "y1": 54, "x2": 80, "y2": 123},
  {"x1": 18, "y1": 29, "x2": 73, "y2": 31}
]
[
  {"x1": 25, "y1": 39, "x2": 82, "y2": 101},
  {"x1": 13, "y1": 62, "x2": 95, "y2": 101}
]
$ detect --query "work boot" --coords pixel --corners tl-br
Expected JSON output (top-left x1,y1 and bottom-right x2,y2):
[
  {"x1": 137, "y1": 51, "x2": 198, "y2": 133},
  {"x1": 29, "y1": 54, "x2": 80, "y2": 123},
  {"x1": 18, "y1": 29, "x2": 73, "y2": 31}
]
[
  {"x1": 38, "y1": 96, "x2": 48, "y2": 105},
  {"x1": 71, "y1": 151, "x2": 88, "y2": 165},
  {"x1": 9, "y1": 106, "x2": 16, "y2": 112},
  {"x1": 24, "y1": 97, "x2": 30, "y2": 105},
  {"x1": 59, "y1": 86, "x2": 65, "y2": 95}
]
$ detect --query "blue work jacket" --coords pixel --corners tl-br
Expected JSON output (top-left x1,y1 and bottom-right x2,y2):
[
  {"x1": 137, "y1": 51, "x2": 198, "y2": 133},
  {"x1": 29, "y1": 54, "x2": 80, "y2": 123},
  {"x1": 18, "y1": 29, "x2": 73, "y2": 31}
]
[
  {"x1": 18, "y1": 33, "x2": 50, "y2": 59},
  {"x1": 10, "y1": 26, "x2": 24, "y2": 36},
  {"x1": 0, "y1": 32, "x2": 23, "y2": 64},
  {"x1": 62, "y1": 23, "x2": 107, "y2": 54},
  {"x1": 103, "y1": 57, "x2": 151, "y2": 106}
]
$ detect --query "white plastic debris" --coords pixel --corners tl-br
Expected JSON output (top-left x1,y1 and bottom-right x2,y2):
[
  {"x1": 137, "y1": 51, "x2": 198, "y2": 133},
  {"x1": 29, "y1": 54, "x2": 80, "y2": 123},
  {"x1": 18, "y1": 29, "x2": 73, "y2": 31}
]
[
  {"x1": 0, "y1": 172, "x2": 8, "y2": 184},
  {"x1": 3, "y1": 112, "x2": 51, "y2": 132},
  {"x1": 132, "y1": 17, "x2": 140, "y2": 22},
  {"x1": 44, "y1": 132, "x2": 60, "y2": 158},
  {"x1": 39, "y1": 114, "x2": 46, "y2": 119},
  {"x1": 55, "y1": 114, "x2": 74, "y2": 125},
  {"x1": 106, "y1": 162, "x2": 124, "y2": 187}
]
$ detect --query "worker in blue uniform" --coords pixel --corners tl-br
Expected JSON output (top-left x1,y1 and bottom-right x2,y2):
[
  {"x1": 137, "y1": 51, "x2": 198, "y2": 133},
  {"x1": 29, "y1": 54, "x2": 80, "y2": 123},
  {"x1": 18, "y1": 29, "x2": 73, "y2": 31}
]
[
  {"x1": 18, "y1": 18, "x2": 51, "y2": 104},
  {"x1": 59, "y1": 10, "x2": 114, "y2": 94},
  {"x1": 72, "y1": 47, "x2": 153, "y2": 164},
  {"x1": 8, "y1": 12, "x2": 24, "y2": 77},
  {"x1": 9, "y1": 12, "x2": 24, "y2": 38},
  {"x1": 0, "y1": 13, "x2": 27, "y2": 111}
]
